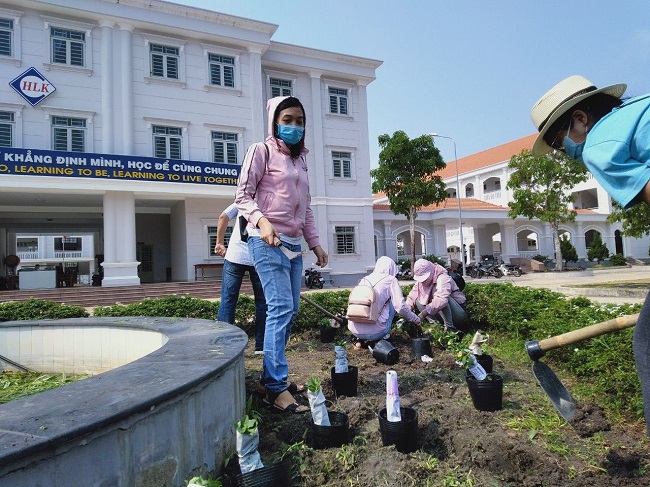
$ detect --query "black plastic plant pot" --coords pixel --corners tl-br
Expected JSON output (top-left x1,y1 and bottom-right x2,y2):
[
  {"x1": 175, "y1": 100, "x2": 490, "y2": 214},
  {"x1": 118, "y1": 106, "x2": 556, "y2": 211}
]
[
  {"x1": 310, "y1": 410, "x2": 350, "y2": 449},
  {"x1": 330, "y1": 365, "x2": 358, "y2": 397},
  {"x1": 466, "y1": 353, "x2": 494, "y2": 377},
  {"x1": 372, "y1": 339, "x2": 399, "y2": 365},
  {"x1": 466, "y1": 373, "x2": 503, "y2": 411},
  {"x1": 234, "y1": 458, "x2": 291, "y2": 487},
  {"x1": 474, "y1": 353, "x2": 493, "y2": 373},
  {"x1": 320, "y1": 325, "x2": 337, "y2": 343},
  {"x1": 377, "y1": 406, "x2": 418, "y2": 453},
  {"x1": 411, "y1": 337, "x2": 433, "y2": 359}
]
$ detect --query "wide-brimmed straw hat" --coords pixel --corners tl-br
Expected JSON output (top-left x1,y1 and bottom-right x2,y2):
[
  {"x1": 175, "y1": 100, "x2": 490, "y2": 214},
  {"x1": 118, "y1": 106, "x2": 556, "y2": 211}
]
[{"x1": 530, "y1": 75, "x2": 626, "y2": 156}]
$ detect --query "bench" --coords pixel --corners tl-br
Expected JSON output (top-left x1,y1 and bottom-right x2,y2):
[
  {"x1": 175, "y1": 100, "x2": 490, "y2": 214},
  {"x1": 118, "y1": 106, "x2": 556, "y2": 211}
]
[{"x1": 194, "y1": 263, "x2": 223, "y2": 281}]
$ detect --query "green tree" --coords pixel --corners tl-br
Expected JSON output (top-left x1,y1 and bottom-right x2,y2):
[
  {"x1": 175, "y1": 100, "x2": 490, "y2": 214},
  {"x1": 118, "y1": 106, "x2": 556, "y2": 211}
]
[
  {"x1": 587, "y1": 231, "x2": 609, "y2": 263},
  {"x1": 371, "y1": 131, "x2": 447, "y2": 270},
  {"x1": 506, "y1": 150, "x2": 588, "y2": 271},
  {"x1": 559, "y1": 234, "x2": 578, "y2": 263},
  {"x1": 607, "y1": 201, "x2": 650, "y2": 238}
]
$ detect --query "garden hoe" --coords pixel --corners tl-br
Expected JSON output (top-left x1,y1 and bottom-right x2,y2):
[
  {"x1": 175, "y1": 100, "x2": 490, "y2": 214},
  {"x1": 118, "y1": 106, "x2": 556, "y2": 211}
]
[
  {"x1": 299, "y1": 294, "x2": 348, "y2": 327},
  {"x1": 525, "y1": 313, "x2": 639, "y2": 422}
]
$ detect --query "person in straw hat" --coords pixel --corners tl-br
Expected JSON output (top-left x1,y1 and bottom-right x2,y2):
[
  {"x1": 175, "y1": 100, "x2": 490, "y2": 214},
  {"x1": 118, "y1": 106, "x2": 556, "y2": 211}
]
[{"x1": 531, "y1": 75, "x2": 650, "y2": 437}]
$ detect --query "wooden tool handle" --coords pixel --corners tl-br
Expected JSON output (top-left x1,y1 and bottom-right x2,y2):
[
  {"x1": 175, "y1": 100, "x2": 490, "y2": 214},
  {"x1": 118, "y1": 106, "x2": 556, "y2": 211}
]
[
  {"x1": 537, "y1": 313, "x2": 639, "y2": 353},
  {"x1": 299, "y1": 294, "x2": 347, "y2": 326}
]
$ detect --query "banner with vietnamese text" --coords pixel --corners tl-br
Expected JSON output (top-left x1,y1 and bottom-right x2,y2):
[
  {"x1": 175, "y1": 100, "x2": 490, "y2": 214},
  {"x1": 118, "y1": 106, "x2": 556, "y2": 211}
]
[{"x1": 0, "y1": 148, "x2": 240, "y2": 186}]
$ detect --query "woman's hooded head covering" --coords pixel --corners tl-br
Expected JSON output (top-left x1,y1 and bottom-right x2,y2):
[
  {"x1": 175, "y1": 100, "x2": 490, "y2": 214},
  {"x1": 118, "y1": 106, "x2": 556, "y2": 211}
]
[
  {"x1": 266, "y1": 96, "x2": 307, "y2": 158},
  {"x1": 412, "y1": 259, "x2": 447, "y2": 303},
  {"x1": 373, "y1": 256, "x2": 398, "y2": 277}
]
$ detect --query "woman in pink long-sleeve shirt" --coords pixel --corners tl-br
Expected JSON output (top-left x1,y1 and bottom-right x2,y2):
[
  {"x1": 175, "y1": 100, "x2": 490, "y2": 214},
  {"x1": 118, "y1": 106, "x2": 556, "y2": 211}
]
[
  {"x1": 235, "y1": 96, "x2": 327, "y2": 414},
  {"x1": 406, "y1": 259, "x2": 468, "y2": 332},
  {"x1": 347, "y1": 256, "x2": 421, "y2": 349}
]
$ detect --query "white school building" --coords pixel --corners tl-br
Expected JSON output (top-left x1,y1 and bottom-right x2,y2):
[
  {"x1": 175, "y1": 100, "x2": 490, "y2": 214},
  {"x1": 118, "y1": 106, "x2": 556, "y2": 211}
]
[
  {"x1": 0, "y1": 0, "x2": 382, "y2": 288},
  {"x1": 1, "y1": 0, "x2": 646, "y2": 293},
  {"x1": 374, "y1": 134, "x2": 650, "y2": 268}
]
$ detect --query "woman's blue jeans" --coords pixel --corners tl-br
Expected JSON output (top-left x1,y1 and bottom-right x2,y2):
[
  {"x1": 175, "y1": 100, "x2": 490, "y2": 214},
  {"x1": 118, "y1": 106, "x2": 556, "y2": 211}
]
[
  {"x1": 248, "y1": 237, "x2": 303, "y2": 395},
  {"x1": 634, "y1": 292, "x2": 650, "y2": 438},
  {"x1": 433, "y1": 298, "x2": 468, "y2": 331},
  {"x1": 216, "y1": 259, "x2": 266, "y2": 351}
]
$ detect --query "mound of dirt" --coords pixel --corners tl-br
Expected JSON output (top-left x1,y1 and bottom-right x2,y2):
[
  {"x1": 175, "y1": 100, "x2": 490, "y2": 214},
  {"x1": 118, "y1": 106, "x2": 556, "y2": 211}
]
[{"x1": 227, "y1": 329, "x2": 649, "y2": 486}]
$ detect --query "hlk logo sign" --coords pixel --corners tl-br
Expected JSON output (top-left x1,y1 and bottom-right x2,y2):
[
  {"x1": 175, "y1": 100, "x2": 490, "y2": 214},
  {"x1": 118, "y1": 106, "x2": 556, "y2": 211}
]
[{"x1": 10, "y1": 67, "x2": 57, "y2": 106}]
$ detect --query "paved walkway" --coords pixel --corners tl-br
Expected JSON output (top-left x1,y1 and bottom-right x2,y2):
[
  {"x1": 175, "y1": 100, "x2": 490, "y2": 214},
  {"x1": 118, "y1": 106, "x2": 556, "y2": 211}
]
[{"x1": 465, "y1": 265, "x2": 650, "y2": 305}]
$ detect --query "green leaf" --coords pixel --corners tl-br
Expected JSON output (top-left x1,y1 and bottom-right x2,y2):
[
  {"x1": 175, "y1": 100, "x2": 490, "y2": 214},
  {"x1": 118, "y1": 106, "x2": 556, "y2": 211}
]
[{"x1": 306, "y1": 376, "x2": 321, "y2": 393}]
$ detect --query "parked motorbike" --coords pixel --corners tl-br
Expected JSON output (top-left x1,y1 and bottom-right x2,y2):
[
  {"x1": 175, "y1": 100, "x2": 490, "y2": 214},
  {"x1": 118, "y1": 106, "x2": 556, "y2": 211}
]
[
  {"x1": 498, "y1": 260, "x2": 522, "y2": 277},
  {"x1": 304, "y1": 268, "x2": 325, "y2": 289},
  {"x1": 484, "y1": 262, "x2": 504, "y2": 278},
  {"x1": 472, "y1": 259, "x2": 503, "y2": 279},
  {"x1": 469, "y1": 262, "x2": 485, "y2": 279}
]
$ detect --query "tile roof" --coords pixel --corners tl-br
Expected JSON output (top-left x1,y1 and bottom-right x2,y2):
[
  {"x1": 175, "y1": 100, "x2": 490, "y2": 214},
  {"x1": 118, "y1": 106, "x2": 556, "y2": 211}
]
[
  {"x1": 373, "y1": 197, "x2": 509, "y2": 212},
  {"x1": 373, "y1": 196, "x2": 597, "y2": 214},
  {"x1": 372, "y1": 134, "x2": 538, "y2": 200},
  {"x1": 436, "y1": 133, "x2": 537, "y2": 178}
]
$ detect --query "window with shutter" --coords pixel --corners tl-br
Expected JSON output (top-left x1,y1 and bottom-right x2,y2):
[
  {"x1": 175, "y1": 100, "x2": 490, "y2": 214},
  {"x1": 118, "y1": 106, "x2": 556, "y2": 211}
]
[
  {"x1": 335, "y1": 226, "x2": 356, "y2": 254},
  {"x1": 51, "y1": 116, "x2": 86, "y2": 152},
  {"x1": 0, "y1": 18, "x2": 13, "y2": 57},
  {"x1": 208, "y1": 53, "x2": 235, "y2": 88},
  {"x1": 152, "y1": 125, "x2": 182, "y2": 159},
  {"x1": 50, "y1": 27, "x2": 85, "y2": 66}
]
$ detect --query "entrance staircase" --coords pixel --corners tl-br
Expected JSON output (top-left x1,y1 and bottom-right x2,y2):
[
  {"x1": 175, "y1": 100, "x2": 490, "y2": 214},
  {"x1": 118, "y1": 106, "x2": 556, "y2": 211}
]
[{"x1": 0, "y1": 280, "x2": 252, "y2": 309}]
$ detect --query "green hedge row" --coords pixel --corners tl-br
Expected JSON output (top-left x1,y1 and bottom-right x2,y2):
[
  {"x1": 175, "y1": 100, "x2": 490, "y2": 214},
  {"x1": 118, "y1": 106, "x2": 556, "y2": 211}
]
[{"x1": 0, "y1": 282, "x2": 643, "y2": 420}]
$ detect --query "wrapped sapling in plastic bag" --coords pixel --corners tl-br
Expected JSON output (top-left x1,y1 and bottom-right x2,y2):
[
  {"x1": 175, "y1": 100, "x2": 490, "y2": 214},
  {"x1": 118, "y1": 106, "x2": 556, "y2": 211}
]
[
  {"x1": 306, "y1": 377, "x2": 330, "y2": 426},
  {"x1": 386, "y1": 370, "x2": 402, "y2": 422},
  {"x1": 469, "y1": 331, "x2": 489, "y2": 356},
  {"x1": 334, "y1": 339, "x2": 349, "y2": 373},
  {"x1": 234, "y1": 396, "x2": 264, "y2": 473}
]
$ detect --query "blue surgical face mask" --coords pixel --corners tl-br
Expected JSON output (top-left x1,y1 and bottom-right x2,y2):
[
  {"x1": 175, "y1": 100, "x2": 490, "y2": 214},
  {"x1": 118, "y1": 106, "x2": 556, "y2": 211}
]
[
  {"x1": 561, "y1": 120, "x2": 586, "y2": 162},
  {"x1": 277, "y1": 124, "x2": 304, "y2": 145},
  {"x1": 562, "y1": 136, "x2": 585, "y2": 161}
]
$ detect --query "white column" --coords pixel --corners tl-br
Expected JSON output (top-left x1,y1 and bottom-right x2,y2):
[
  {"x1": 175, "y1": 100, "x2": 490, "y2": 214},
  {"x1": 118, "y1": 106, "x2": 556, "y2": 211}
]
[
  {"x1": 307, "y1": 71, "x2": 331, "y2": 261},
  {"x1": 99, "y1": 21, "x2": 114, "y2": 153},
  {"x1": 248, "y1": 48, "x2": 265, "y2": 142},
  {"x1": 383, "y1": 222, "x2": 395, "y2": 261},
  {"x1": 309, "y1": 71, "x2": 326, "y2": 196},
  {"x1": 574, "y1": 222, "x2": 587, "y2": 260},
  {"x1": 102, "y1": 192, "x2": 140, "y2": 286},
  {"x1": 119, "y1": 24, "x2": 134, "y2": 154},
  {"x1": 356, "y1": 80, "x2": 371, "y2": 169},
  {"x1": 541, "y1": 223, "x2": 555, "y2": 258}
]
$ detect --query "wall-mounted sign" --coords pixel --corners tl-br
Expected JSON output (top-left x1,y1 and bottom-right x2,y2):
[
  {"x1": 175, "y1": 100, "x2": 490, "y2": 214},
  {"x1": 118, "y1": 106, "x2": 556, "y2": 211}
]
[
  {"x1": 0, "y1": 148, "x2": 240, "y2": 186},
  {"x1": 9, "y1": 67, "x2": 57, "y2": 107}
]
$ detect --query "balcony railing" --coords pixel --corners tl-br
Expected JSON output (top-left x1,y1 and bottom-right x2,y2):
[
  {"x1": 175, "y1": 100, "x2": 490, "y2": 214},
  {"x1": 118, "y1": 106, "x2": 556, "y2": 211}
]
[
  {"x1": 483, "y1": 190, "x2": 502, "y2": 201},
  {"x1": 17, "y1": 251, "x2": 88, "y2": 261},
  {"x1": 16, "y1": 251, "x2": 39, "y2": 260},
  {"x1": 517, "y1": 251, "x2": 540, "y2": 258},
  {"x1": 55, "y1": 251, "x2": 84, "y2": 260}
]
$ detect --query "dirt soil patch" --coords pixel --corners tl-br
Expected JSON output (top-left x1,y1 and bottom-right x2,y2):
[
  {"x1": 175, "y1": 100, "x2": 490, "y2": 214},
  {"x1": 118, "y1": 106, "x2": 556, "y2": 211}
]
[{"x1": 227, "y1": 328, "x2": 649, "y2": 486}]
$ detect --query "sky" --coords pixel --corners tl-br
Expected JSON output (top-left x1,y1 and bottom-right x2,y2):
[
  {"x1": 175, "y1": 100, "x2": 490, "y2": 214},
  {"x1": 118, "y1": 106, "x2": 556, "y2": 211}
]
[{"x1": 173, "y1": 0, "x2": 650, "y2": 167}]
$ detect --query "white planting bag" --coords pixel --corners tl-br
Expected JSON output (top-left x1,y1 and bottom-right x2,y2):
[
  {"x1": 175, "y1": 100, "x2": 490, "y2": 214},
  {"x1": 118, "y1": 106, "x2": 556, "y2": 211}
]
[
  {"x1": 307, "y1": 387, "x2": 331, "y2": 426},
  {"x1": 386, "y1": 370, "x2": 402, "y2": 422}
]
